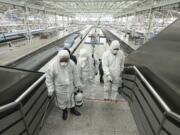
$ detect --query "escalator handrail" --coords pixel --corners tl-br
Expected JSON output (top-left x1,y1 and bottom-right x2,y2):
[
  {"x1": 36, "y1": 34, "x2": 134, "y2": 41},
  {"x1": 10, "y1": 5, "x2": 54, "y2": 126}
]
[
  {"x1": 133, "y1": 66, "x2": 171, "y2": 112},
  {"x1": 0, "y1": 74, "x2": 46, "y2": 112},
  {"x1": 127, "y1": 66, "x2": 180, "y2": 122},
  {"x1": 15, "y1": 74, "x2": 46, "y2": 102}
]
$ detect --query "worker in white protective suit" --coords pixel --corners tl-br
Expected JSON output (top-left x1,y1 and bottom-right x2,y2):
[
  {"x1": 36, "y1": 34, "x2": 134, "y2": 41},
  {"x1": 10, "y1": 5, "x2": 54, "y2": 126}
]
[
  {"x1": 77, "y1": 48, "x2": 96, "y2": 98},
  {"x1": 102, "y1": 40, "x2": 125, "y2": 102},
  {"x1": 45, "y1": 50, "x2": 81, "y2": 120}
]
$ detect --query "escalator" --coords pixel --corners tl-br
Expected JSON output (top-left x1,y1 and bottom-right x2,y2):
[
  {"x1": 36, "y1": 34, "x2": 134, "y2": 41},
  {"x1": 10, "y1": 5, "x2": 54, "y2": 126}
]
[
  {"x1": 123, "y1": 18, "x2": 180, "y2": 135},
  {"x1": 0, "y1": 67, "x2": 51, "y2": 135}
]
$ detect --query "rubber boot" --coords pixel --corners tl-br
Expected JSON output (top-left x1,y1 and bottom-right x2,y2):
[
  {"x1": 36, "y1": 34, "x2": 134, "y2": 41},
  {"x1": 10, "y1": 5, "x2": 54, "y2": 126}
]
[
  {"x1": 70, "y1": 107, "x2": 81, "y2": 116},
  {"x1": 100, "y1": 75, "x2": 104, "y2": 83},
  {"x1": 62, "y1": 108, "x2": 68, "y2": 120}
]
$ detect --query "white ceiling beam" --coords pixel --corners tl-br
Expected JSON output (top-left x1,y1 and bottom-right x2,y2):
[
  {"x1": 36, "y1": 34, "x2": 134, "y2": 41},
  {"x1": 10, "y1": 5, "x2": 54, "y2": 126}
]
[
  {"x1": 65, "y1": 10, "x2": 118, "y2": 13},
  {"x1": 50, "y1": 0, "x2": 142, "y2": 2},
  {"x1": 115, "y1": 0, "x2": 180, "y2": 17},
  {"x1": 0, "y1": 0, "x2": 74, "y2": 17}
]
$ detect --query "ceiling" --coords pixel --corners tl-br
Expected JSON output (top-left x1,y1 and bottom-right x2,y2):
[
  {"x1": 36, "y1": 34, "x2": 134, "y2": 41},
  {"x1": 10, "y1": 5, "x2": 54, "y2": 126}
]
[
  {"x1": 0, "y1": 0, "x2": 179, "y2": 18},
  {"x1": 0, "y1": 0, "x2": 149, "y2": 16}
]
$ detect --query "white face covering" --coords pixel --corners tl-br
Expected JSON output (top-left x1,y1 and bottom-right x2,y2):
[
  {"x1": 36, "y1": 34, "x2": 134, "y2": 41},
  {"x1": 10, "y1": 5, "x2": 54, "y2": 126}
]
[
  {"x1": 60, "y1": 62, "x2": 68, "y2": 67},
  {"x1": 112, "y1": 50, "x2": 118, "y2": 55}
]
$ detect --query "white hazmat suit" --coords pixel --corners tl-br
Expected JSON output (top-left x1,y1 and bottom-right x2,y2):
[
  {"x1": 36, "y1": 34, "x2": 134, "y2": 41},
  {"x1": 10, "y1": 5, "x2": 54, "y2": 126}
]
[
  {"x1": 46, "y1": 50, "x2": 81, "y2": 109},
  {"x1": 77, "y1": 48, "x2": 95, "y2": 98},
  {"x1": 102, "y1": 40, "x2": 125, "y2": 101}
]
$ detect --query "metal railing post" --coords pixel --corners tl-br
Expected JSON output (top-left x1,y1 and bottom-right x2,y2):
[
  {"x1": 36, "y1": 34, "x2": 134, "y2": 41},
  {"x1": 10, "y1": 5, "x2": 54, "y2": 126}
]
[
  {"x1": 157, "y1": 112, "x2": 167, "y2": 135},
  {"x1": 19, "y1": 102, "x2": 31, "y2": 135}
]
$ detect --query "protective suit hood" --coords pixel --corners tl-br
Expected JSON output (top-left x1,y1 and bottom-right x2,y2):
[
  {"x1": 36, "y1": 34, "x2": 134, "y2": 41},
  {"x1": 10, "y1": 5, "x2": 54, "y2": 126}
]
[
  {"x1": 110, "y1": 40, "x2": 120, "y2": 54},
  {"x1": 58, "y1": 50, "x2": 70, "y2": 61}
]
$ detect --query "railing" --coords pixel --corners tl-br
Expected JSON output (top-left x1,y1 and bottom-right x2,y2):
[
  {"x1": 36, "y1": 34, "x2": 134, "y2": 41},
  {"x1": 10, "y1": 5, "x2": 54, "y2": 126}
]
[
  {"x1": 0, "y1": 74, "x2": 45, "y2": 112},
  {"x1": 0, "y1": 74, "x2": 53, "y2": 135},
  {"x1": 123, "y1": 66, "x2": 180, "y2": 135}
]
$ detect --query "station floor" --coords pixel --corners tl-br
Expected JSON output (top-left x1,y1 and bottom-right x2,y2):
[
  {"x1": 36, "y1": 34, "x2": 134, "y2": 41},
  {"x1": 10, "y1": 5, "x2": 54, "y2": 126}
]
[
  {"x1": 40, "y1": 82, "x2": 139, "y2": 135},
  {"x1": 39, "y1": 28, "x2": 139, "y2": 135},
  {"x1": 0, "y1": 29, "x2": 78, "y2": 65}
]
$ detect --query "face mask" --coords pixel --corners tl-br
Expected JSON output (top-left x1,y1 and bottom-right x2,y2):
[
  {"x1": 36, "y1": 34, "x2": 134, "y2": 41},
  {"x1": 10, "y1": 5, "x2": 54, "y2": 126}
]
[
  {"x1": 60, "y1": 62, "x2": 68, "y2": 67},
  {"x1": 112, "y1": 50, "x2": 118, "y2": 55}
]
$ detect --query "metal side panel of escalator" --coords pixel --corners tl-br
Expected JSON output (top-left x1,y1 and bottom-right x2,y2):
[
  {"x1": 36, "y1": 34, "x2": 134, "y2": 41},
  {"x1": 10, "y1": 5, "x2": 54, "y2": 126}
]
[
  {"x1": 122, "y1": 66, "x2": 180, "y2": 135},
  {"x1": 0, "y1": 66, "x2": 54, "y2": 135}
]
